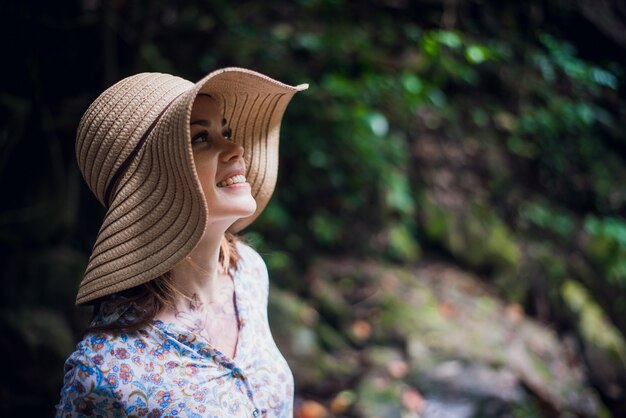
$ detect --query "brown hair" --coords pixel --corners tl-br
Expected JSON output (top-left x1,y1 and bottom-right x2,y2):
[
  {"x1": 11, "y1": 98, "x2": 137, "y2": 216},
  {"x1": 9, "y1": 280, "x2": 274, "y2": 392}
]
[{"x1": 87, "y1": 232, "x2": 242, "y2": 334}]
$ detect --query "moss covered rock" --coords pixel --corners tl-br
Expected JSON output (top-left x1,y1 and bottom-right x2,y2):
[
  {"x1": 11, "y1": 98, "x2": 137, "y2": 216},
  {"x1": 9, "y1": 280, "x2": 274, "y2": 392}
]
[
  {"x1": 420, "y1": 196, "x2": 521, "y2": 271},
  {"x1": 285, "y1": 258, "x2": 608, "y2": 417}
]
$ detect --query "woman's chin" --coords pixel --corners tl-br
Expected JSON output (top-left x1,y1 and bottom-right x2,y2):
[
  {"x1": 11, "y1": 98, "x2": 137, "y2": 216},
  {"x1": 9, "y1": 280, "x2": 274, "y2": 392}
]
[
  {"x1": 233, "y1": 194, "x2": 257, "y2": 216},
  {"x1": 209, "y1": 199, "x2": 257, "y2": 222},
  {"x1": 243, "y1": 202, "x2": 257, "y2": 218}
]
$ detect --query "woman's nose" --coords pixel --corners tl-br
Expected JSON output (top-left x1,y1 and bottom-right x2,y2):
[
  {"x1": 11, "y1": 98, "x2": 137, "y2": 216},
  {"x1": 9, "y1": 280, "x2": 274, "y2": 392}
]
[{"x1": 220, "y1": 139, "x2": 245, "y2": 162}]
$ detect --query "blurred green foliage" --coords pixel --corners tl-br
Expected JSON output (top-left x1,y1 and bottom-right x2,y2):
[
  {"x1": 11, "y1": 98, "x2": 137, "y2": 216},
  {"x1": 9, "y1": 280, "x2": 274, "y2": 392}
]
[
  {"x1": 585, "y1": 216, "x2": 626, "y2": 289},
  {"x1": 562, "y1": 280, "x2": 626, "y2": 366}
]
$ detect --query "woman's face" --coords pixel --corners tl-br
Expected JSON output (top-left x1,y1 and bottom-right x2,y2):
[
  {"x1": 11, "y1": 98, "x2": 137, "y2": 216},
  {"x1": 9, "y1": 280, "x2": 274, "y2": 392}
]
[{"x1": 189, "y1": 94, "x2": 257, "y2": 226}]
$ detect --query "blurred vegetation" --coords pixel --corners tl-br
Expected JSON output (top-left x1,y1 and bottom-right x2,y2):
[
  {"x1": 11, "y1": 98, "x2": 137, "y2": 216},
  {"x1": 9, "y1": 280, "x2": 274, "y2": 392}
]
[{"x1": 1, "y1": 0, "x2": 626, "y2": 416}]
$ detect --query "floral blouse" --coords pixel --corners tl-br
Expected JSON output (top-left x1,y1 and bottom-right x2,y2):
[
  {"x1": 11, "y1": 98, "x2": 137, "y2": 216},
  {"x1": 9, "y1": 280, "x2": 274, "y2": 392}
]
[{"x1": 56, "y1": 244, "x2": 294, "y2": 417}]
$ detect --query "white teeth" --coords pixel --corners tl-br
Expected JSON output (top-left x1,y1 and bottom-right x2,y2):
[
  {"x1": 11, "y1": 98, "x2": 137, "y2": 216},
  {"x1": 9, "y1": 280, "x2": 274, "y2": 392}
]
[{"x1": 217, "y1": 174, "x2": 246, "y2": 187}]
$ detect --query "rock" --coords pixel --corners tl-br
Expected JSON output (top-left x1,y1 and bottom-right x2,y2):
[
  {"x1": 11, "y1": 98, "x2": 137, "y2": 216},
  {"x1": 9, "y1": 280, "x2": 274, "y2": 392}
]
[
  {"x1": 268, "y1": 286, "x2": 359, "y2": 390},
  {"x1": 299, "y1": 258, "x2": 608, "y2": 417},
  {"x1": 269, "y1": 287, "x2": 320, "y2": 357}
]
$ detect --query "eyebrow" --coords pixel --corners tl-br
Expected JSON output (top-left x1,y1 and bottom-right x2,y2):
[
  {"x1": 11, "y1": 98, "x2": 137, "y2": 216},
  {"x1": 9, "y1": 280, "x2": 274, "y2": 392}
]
[
  {"x1": 190, "y1": 119, "x2": 210, "y2": 127},
  {"x1": 190, "y1": 119, "x2": 229, "y2": 129}
]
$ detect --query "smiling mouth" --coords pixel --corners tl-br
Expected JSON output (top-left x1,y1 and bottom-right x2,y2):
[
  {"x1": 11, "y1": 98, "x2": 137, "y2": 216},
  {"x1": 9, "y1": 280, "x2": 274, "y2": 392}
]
[{"x1": 217, "y1": 174, "x2": 247, "y2": 187}]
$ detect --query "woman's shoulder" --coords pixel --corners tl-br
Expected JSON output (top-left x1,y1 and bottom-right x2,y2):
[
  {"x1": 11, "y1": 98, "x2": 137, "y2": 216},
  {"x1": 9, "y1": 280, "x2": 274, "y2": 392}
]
[
  {"x1": 60, "y1": 329, "x2": 155, "y2": 391},
  {"x1": 57, "y1": 331, "x2": 140, "y2": 417},
  {"x1": 68, "y1": 328, "x2": 148, "y2": 367},
  {"x1": 235, "y1": 240, "x2": 268, "y2": 272}
]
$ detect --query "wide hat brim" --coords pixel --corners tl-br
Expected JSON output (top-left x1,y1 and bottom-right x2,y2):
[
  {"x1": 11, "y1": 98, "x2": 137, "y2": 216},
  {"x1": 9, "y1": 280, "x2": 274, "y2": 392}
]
[{"x1": 75, "y1": 68, "x2": 307, "y2": 305}]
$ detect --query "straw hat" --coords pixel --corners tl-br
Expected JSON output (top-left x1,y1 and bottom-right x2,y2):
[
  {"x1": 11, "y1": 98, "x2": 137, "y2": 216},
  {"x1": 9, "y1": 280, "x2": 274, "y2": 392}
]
[{"x1": 75, "y1": 67, "x2": 308, "y2": 305}]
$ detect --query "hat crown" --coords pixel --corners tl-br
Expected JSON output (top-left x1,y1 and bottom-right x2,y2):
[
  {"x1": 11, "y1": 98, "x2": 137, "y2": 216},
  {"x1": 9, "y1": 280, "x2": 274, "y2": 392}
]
[{"x1": 76, "y1": 73, "x2": 193, "y2": 205}]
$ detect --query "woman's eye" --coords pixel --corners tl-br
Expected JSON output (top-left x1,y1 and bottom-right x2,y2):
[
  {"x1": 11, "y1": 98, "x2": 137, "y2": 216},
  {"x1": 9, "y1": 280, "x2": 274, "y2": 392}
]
[
  {"x1": 223, "y1": 128, "x2": 233, "y2": 141},
  {"x1": 191, "y1": 131, "x2": 210, "y2": 145}
]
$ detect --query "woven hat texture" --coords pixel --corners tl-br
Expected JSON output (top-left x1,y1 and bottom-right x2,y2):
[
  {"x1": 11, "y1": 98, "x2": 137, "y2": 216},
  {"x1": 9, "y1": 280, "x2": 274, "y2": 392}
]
[{"x1": 75, "y1": 68, "x2": 307, "y2": 304}]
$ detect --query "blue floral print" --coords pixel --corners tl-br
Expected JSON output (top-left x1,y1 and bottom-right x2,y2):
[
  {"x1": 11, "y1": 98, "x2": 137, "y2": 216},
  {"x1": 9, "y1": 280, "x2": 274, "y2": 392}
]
[{"x1": 57, "y1": 244, "x2": 294, "y2": 417}]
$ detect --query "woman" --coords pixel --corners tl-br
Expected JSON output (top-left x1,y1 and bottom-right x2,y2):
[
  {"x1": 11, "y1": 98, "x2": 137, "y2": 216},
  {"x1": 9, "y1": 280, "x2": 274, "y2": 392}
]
[{"x1": 56, "y1": 68, "x2": 307, "y2": 417}]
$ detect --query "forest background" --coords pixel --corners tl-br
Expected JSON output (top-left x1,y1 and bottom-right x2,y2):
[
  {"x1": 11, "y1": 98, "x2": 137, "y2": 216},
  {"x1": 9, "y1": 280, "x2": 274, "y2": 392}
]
[{"x1": 1, "y1": 0, "x2": 626, "y2": 417}]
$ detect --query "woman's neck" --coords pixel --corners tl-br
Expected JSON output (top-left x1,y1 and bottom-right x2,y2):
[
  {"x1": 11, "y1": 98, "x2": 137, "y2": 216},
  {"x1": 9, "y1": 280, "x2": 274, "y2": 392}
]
[{"x1": 168, "y1": 224, "x2": 230, "y2": 308}]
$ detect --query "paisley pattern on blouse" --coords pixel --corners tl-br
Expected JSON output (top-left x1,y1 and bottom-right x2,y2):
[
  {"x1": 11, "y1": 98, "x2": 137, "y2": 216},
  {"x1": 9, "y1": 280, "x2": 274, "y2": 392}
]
[{"x1": 56, "y1": 243, "x2": 294, "y2": 417}]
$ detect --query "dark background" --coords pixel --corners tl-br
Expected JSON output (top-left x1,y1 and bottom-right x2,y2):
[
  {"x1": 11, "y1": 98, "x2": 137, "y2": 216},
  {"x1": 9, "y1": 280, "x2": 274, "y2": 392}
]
[{"x1": 2, "y1": 0, "x2": 626, "y2": 416}]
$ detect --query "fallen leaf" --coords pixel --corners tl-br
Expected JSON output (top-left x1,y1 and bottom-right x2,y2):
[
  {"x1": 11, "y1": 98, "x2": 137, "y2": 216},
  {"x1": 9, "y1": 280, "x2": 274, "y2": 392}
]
[
  {"x1": 438, "y1": 301, "x2": 456, "y2": 317},
  {"x1": 402, "y1": 387, "x2": 425, "y2": 413},
  {"x1": 387, "y1": 359, "x2": 409, "y2": 379},
  {"x1": 351, "y1": 319, "x2": 372, "y2": 340},
  {"x1": 297, "y1": 400, "x2": 328, "y2": 418},
  {"x1": 505, "y1": 303, "x2": 524, "y2": 324},
  {"x1": 330, "y1": 390, "x2": 355, "y2": 414}
]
